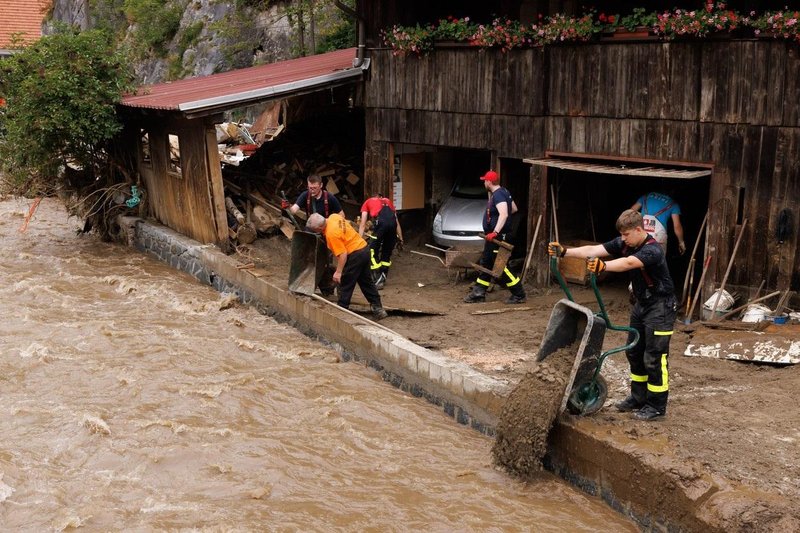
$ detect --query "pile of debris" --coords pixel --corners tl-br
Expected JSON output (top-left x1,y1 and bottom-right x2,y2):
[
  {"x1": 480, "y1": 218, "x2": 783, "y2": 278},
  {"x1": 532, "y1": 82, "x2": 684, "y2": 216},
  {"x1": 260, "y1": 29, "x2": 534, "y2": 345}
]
[{"x1": 219, "y1": 114, "x2": 364, "y2": 247}]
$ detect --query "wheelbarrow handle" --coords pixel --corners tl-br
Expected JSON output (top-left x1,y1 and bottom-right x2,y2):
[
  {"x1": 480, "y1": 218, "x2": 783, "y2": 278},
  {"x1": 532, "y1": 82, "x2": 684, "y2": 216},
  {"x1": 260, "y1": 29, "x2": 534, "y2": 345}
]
[
  {"x1": 589, "y1": 271, "x2": 640, "y2": 378},
  {"x1": 549, "y1": 256, "x2": 574, "y2": 302},
  {"x1": 280, "y1": 190, "x2": 302, "y2": 230}
]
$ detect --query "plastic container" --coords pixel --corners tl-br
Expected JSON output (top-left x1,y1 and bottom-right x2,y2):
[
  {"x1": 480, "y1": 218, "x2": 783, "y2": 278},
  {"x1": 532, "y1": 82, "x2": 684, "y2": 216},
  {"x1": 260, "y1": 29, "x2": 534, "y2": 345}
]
[
  {"x1": 702, "y1": 289, "x2": 735, "y2": 320},
  {"x1": 742, "y1": 304, "x2": 771, "y2": 323},
  {"x1": 770, "y1": 313, "x2": 788, "y2": 325}
]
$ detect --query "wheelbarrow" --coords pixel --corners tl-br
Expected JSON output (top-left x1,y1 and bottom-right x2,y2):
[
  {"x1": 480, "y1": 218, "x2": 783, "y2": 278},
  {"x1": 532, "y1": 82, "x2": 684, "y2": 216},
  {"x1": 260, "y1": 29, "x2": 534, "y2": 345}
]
[
  {"x1": 537, "y1": 256, "x2": 640, "y2": 415},
  {"x1": 288, "y1": 230, "x2": 330, "y2": 296}
]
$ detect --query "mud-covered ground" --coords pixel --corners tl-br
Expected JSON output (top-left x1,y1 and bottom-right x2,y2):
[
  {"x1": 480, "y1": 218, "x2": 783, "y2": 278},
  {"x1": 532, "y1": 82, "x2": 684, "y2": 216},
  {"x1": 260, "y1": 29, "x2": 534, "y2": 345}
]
[{"x1": 242, "y1": 229, "x2": 800, "y2": 518}]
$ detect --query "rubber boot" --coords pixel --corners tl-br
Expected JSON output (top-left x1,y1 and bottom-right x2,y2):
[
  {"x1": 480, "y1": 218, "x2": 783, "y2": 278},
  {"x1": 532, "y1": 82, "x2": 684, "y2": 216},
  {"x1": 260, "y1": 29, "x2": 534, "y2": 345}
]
[{"x1": 464, "y1": 284, "x2": 486, "y2": 303}]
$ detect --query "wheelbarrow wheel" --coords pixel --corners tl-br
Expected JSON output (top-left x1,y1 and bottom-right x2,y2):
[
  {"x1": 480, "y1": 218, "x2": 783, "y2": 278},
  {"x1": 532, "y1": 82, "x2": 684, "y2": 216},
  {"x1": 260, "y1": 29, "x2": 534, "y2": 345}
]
[{"x1": 567, "y1": 363, "x2": 608, "y2": 416}]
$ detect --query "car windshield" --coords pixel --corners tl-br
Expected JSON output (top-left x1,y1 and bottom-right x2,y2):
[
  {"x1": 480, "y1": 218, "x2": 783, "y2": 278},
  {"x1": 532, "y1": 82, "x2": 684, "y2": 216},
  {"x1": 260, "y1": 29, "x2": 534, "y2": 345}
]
[{"x1": 451, "y1": 178, "x2": 486, "y2": 199}]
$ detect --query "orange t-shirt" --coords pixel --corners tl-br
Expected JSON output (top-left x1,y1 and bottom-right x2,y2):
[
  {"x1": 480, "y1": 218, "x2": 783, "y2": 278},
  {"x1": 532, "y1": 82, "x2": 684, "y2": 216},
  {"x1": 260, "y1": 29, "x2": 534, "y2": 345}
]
[{"x1": 323, "y1": 213, "x2": 366, "y2": 256}]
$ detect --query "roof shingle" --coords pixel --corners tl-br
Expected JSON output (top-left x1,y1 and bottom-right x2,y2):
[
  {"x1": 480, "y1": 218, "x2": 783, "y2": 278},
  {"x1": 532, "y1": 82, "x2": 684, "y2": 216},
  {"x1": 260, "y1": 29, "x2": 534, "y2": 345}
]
[{"x1": 0, "y1": 0, "x2": 48, "y2": 49}]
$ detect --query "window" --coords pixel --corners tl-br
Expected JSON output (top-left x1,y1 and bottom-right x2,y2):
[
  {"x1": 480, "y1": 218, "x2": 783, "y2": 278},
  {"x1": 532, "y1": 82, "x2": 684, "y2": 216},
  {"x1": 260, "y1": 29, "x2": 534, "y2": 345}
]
[
  {"x1": 139, "y1": 130, "x2": 151, "y2": 166},
  {"x1": 167, "y1": 133, "x2": 182, "y2": 177}
]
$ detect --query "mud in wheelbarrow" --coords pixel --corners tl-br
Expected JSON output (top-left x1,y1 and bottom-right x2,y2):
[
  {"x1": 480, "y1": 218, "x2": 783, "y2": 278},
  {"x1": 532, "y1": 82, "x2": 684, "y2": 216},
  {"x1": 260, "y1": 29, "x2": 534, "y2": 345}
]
[
  {"x1": 536, "y1": 299, "x2": 609, "y2": 415},
  {"x1": 288, "y1": 230, "x2": 330, "y2": 296}
]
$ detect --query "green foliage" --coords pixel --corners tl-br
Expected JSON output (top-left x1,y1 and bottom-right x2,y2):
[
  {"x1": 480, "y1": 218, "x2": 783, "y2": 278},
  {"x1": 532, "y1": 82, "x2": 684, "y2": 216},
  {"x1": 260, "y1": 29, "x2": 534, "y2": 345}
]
[
  {"x1": 179, "y1": 20, "x2": 204, "y2": 50},
  {"x1": 0, "y1": 27, "x2": 135, "y2": 193},
  {"x1": 123, "y1": 0, "x2": 186, "y2": 57},
  {"x1": 619, "y1": 8, "x2": 658, "y2": 32},
  {"x1": 316, "y1": 17, "x2": 355, "y2": 53}
]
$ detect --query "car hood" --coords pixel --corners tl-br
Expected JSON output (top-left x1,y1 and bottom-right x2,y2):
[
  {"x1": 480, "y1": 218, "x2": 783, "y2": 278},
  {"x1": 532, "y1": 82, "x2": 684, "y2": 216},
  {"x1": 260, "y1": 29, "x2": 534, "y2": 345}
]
[{"x1": 438, "y1": 196, "x2": 486, "y2": 230}]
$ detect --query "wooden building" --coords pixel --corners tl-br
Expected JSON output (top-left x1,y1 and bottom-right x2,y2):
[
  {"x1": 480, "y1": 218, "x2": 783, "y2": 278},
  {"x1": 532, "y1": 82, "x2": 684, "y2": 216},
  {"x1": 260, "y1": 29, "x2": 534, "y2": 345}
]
[
  {"x1": 357, "y1": 1, "x2": 800, "y2": 304},
  {"x1": 116, "y1": 48, "x2": 367, "y2": 245}
]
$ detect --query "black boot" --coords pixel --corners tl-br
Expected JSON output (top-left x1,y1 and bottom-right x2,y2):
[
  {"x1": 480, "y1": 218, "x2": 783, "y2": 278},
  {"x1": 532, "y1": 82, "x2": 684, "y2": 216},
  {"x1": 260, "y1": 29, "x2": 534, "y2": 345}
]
[
  {"x1": 505, "y1": 284, "x2": 527, "y2": 304},
  {"x1": 464, "y1": 285, "x2": 487, "y2": 303},
  {"x1": 371, "y1": 304, "x2": 388, "y2": 321}
]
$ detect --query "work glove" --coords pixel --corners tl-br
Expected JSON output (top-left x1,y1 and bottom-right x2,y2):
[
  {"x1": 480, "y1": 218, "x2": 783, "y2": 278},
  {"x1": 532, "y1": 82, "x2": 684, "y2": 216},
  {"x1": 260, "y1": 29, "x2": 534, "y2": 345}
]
[
  {"x1": 485, "y1": 232, "x2": 498, "y2": 242},
  {"x1": 548, "y1": 242, "x2": 566, "y2": 258},
  {"x1": 587, "y1": 257, "x2": 606, "y2": 274},
  {"x1": 678, "y1": 241, "x2": 687, "y2": 255},
  {"x1": 280, "y1": 199, "x2": 290, "y2": 210}
]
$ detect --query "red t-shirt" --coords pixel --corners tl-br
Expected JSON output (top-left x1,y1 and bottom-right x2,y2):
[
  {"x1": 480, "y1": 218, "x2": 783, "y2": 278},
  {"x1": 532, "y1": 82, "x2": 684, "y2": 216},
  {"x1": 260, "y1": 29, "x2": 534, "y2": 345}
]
[{"x1": 360, "y1": 197, "x2": 395, "y2": 218}]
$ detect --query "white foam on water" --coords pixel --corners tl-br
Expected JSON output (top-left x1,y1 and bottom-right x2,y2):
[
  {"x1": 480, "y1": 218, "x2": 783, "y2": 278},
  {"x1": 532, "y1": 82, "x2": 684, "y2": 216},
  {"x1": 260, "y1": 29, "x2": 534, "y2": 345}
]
[
  {"x1": 0, "y1": 473, "x2": 15, "y2": 503},
  {"x1": 139, "y1": 498, "x2": 200, "y2": 514},
  {"x1": 82, "y1": 414, "x2": 111, "y2": 436},
  {"x1": 19, "y1": 342, "x2": 50, "y2": 359}
]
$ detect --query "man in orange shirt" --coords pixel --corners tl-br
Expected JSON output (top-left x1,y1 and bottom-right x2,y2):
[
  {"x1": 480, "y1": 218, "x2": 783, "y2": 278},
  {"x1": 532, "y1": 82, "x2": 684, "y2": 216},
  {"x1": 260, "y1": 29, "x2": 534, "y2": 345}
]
[{"x1": 306, "y1": 213, "x2": 388, "y2": 321}]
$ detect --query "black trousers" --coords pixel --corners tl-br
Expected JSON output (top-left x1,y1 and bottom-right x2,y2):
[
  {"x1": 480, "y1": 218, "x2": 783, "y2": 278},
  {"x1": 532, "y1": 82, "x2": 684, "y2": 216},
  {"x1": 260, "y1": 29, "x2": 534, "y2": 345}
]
[
  {"x1": 475, "y1": 235, "x2": 523, "y2": 292},
  {"x1": 369, "y1": 211, "x2": 397, "y2": 275},
  {"x1": 626, "y1": 296, "x2": 677, "y2": 413},
  {"x1": 338, "y1": 246, "x2": 382, "y2": 309}
]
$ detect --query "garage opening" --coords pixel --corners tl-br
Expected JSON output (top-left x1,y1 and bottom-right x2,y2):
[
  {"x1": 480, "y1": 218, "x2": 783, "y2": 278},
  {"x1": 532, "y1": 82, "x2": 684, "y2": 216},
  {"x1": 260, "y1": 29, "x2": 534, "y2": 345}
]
[{"x1": 528, "y1": 155, "x2": 711, "y2": 295}]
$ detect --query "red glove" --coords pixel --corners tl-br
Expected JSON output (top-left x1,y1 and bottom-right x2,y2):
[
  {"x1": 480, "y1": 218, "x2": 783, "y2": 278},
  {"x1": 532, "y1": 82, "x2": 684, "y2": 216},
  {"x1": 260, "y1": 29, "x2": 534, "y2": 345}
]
[
  {"x1": 280, "y1": 199, "x2": 290, "y2": 210},
  {"x1": 485, "y1": 232, "x2": 498, "y2": 242},
  {"x1": 587, "y1": 257, "x2": 606, "y2": 273}
]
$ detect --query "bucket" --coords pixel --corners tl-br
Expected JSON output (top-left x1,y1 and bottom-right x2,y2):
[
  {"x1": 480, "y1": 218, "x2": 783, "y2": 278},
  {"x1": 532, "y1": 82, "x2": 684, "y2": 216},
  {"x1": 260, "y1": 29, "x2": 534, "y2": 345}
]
[
  {"x1": 702, "y1": 289, "x2": 735, "y2": 320},
  {"x1": 770, "y1": 313, "x2": 789, "y2": 325},
  {"x1": 742, "y1": 303, "x2": 771, "y2": 323}
]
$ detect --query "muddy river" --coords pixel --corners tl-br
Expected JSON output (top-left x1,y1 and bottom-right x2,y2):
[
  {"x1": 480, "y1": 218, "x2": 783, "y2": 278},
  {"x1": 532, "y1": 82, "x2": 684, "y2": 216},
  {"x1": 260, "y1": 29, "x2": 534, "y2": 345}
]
[{"x1": 0, "y1": 198, "x2": 634, "y2": 530}]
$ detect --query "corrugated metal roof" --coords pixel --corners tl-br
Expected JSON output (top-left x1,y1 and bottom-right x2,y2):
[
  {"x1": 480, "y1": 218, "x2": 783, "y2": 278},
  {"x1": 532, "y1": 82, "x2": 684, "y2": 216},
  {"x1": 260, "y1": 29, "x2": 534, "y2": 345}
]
[
  {"x1": 525, "y1": 158, "x2": 711, "y2": 179},
  {"x1": 120, "y1": 48, "x2": 365, "y2": 115},
  {"x1": 0, "y1": 0, "x2": 48, "y2": 49}
]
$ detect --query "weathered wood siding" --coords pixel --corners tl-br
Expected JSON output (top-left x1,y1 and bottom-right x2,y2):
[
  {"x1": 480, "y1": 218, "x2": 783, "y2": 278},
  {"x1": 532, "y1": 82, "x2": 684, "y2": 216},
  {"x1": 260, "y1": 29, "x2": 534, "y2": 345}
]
[
  {"x1": 365, "y1": 40, "x2": 800, "y2": 294},
  {"x1": 137, "y1": 116, "x2": 224, "y2": 245}
]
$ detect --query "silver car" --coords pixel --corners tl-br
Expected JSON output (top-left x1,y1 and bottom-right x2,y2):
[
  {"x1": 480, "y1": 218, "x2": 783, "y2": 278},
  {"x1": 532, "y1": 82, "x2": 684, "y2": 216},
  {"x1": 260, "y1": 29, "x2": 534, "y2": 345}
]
[{"x1": 432, "y1": 179, "x2": 487, "y2": 248}]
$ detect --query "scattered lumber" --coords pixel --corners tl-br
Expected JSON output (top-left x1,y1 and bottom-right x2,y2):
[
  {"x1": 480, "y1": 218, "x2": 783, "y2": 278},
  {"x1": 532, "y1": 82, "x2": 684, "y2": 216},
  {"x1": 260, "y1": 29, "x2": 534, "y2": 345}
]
[{"x1": 470, "y1": 307, "x2": 533, "y2": 316}]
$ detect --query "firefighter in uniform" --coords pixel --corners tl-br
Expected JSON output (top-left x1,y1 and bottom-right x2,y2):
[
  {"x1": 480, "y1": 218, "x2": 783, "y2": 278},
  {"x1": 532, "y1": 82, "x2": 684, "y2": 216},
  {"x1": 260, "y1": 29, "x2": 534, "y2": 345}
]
[
  {"x1": 548, "y1": 209, "x2": 677, "y2": 421},
  {"x1": 358, "y1": 194, "x2": 403, "y2": 290},
  {"x1": 282, "y1": 174, "x2": 343, "y2": 219},
  {"x1": 464, "y1": 170, "x2": 526, "y2": 304}
]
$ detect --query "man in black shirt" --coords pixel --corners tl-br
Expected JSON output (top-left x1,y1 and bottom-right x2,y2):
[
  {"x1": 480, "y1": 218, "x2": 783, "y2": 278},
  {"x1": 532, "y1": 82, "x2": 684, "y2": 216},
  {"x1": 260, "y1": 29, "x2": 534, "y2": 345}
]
[
  {"x1": 548, "y1": 209, "x2": 677, "y2": 421},
  {"x1": 282, "y1": 174, "x2": 344, "y2": 219}
]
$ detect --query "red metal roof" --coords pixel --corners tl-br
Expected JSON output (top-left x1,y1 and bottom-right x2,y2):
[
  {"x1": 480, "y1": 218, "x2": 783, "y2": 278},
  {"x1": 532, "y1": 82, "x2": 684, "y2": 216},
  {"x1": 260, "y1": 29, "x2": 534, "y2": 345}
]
[
  {"x1": 120, "y1": 48, "x2": 363, "y2": 114},
  {"x1": 0, "y1": 0, "x2": 48, "y2": 49}
]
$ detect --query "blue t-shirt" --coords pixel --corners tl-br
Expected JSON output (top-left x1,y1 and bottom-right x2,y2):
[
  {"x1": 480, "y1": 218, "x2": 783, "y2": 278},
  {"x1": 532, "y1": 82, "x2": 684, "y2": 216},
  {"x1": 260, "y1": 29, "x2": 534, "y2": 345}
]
[
  {"x1": 484, "y1": 187, "x2": 514, "y2": 234},
  {"x1": 637, "y1": 192, "x2": 680, "y2": 228},
  {"x1": 603, "y1": 236, "x2": 675, "y2": 302}
]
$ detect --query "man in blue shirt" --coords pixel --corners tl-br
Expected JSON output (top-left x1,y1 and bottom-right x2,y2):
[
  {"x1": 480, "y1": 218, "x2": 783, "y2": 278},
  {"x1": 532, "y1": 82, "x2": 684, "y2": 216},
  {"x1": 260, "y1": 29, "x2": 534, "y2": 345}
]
[
  {"x1": 631, "y1": 192, "x2": 685, "y2": 255},
  {"x1": 463, "y1": 170, "x2": 526, "y2": 304},
  {"x1": 549, "y1": 209, "x2": 677, "y2": 421}
]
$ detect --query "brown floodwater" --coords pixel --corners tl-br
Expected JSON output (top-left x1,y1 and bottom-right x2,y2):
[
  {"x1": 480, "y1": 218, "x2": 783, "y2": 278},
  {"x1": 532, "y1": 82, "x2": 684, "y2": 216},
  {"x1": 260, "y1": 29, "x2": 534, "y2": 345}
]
[{"x1": 0, "y1": 197, "x2": 635, "y2": 531}]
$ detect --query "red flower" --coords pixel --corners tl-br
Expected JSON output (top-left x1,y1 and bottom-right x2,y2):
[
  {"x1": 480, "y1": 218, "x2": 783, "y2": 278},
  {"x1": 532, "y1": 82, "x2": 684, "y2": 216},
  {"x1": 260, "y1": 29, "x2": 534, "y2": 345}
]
[
  {"x1": 599, "y1": 13, "x2": 607, "y2": 22},
  {"x1": 608, "y1": 15, "x2": 615, "y2": 24}
]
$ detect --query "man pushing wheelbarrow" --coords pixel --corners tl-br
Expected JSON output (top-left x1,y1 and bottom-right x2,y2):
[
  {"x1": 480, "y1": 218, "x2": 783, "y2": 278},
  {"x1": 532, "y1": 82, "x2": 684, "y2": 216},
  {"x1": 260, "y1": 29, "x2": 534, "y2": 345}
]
[{"x1": 549, "y1": 209, "x2": 677, "y2": 422}]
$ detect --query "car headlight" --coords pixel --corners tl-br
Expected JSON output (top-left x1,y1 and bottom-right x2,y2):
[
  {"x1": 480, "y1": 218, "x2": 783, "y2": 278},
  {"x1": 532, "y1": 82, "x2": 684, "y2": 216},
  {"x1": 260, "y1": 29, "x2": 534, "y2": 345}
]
[{"x1": 433, "y1": 212, "x2": 442, "y2": 233}]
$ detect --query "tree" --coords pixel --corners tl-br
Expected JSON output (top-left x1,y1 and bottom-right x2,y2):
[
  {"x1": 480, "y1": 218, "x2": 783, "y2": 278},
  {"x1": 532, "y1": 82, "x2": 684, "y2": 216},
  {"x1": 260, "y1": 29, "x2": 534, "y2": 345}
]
[{"x1": 0, "y1": 26, "x2": 135, "y2": 232}]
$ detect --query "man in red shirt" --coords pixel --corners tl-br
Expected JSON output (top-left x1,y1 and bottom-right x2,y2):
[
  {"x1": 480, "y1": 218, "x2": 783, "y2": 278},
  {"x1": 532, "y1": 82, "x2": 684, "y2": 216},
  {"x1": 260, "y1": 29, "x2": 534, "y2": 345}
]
[
  {"x1": 358, "y1": 194, "x2": 403, "y2": 289},
  {"x1": 306, "y1": 213, "x2": 388, "y2": 321}
]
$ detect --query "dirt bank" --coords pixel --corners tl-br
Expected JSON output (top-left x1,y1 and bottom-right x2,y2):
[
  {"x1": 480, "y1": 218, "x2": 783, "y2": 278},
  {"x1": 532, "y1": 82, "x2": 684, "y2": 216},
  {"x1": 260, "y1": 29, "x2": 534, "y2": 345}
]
[{"x1": 238, "y1": 230, "x2": 800, "y2": 525}]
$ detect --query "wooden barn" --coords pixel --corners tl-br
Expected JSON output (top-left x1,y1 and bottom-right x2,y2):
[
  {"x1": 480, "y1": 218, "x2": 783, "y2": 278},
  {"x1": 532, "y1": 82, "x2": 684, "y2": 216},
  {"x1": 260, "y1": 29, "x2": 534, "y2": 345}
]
[
  {"x1": 357, "y1": 1, "x2": 800, "y2": 306},
  {"x1": 115, "y1": 48, "x2": 368, "y2": 245}
]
